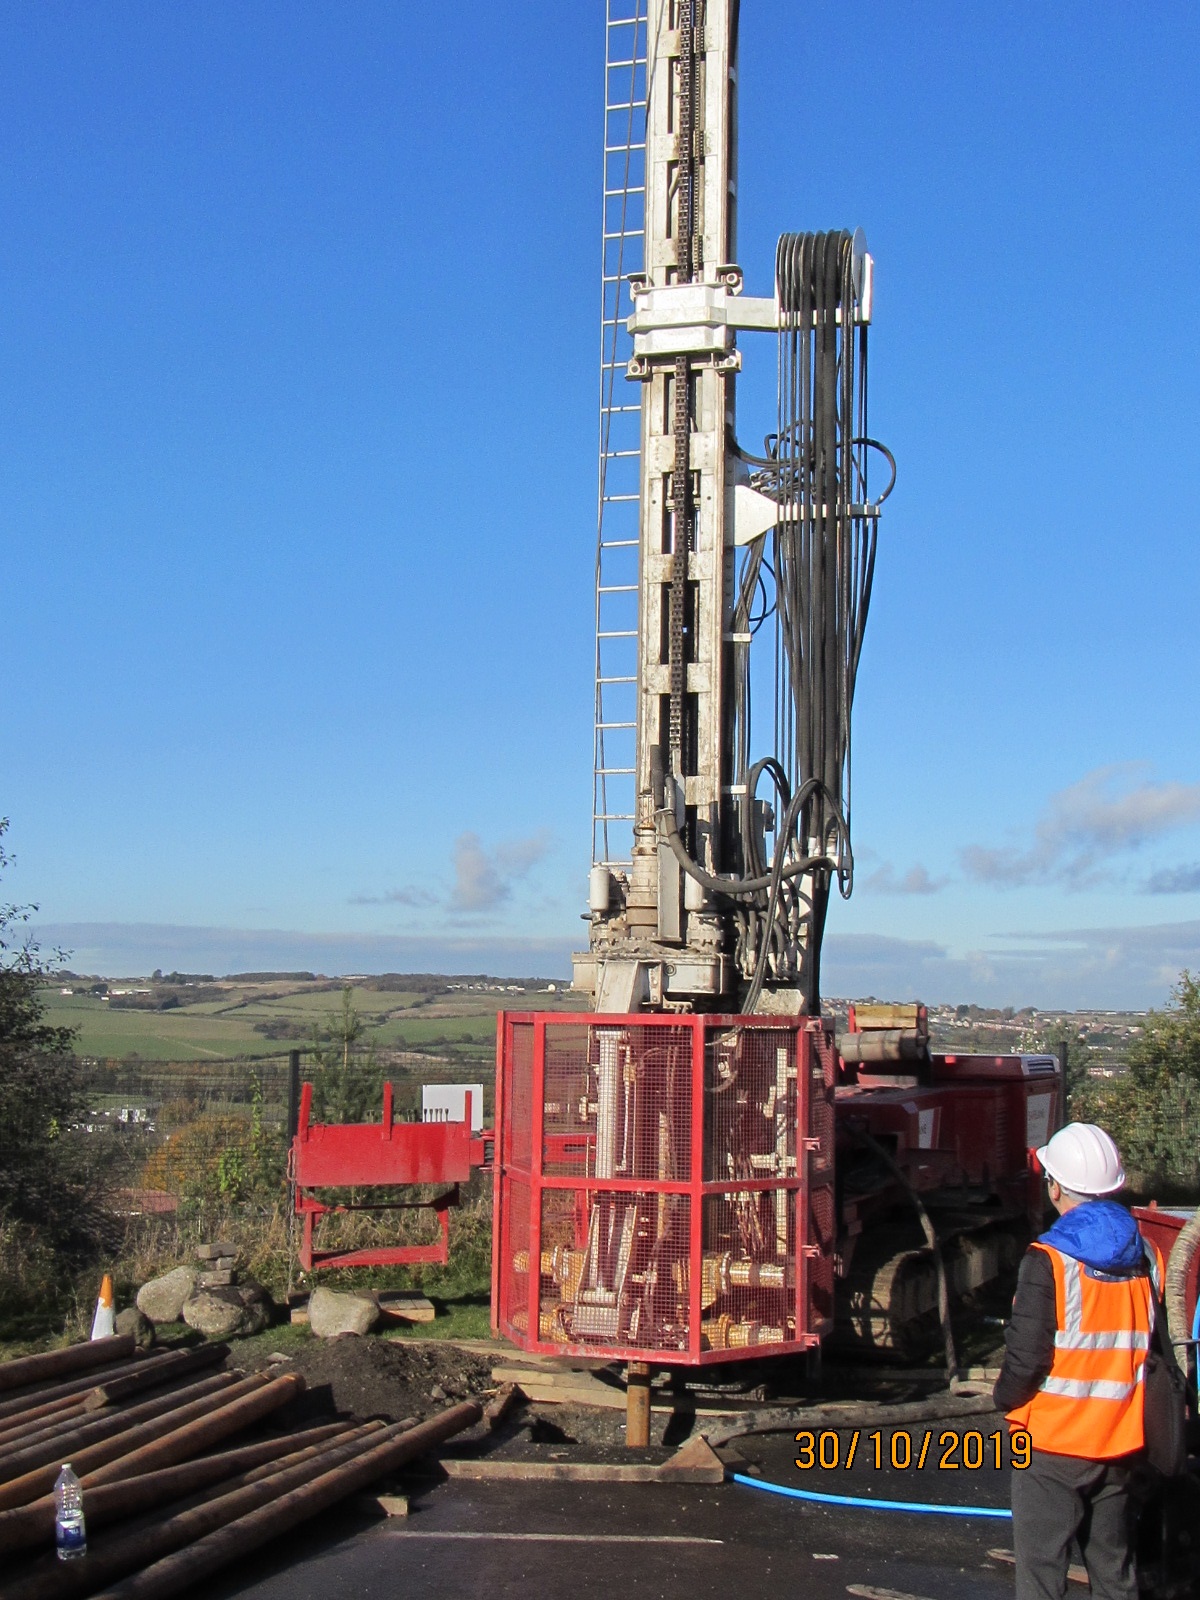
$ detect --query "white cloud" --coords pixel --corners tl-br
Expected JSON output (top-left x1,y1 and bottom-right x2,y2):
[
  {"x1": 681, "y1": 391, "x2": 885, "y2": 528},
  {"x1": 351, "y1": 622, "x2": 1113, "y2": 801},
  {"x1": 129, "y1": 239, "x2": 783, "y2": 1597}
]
[
  {"x1": 861, "y1": 862, "x2": 946, "y2": 895},
  {"x1": 451, "y1": 829, "x2": 555, "y2": 913},
  {"x1": 348, "y1": 887, "x2": 436, "y2": 907},
  {"x1": 824, "y1": 919, "x2": 1200, "y2": 1010},
  {"x1": 961, "y1": 765, "x2": 1200, "y2": 889},
  {"x1": 1145, "y1": 864, "x2": 1200, "y2": 895}
]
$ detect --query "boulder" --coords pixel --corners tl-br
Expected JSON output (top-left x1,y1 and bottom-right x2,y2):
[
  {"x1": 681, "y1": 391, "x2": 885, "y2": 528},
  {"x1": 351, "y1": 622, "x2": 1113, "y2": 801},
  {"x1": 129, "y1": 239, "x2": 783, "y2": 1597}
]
[
  {"x1": 182, "y1": 1284, "x2": 272, "y2": 1340},
  {"x1": 114, "y1": 1307, "x2": 155, "y2": 1349},
  {"x1": 307, "y1": 1286, "x2": 380, "y2": 1338},
  {"x1": 136, "y1": 1265, "x2": 198, "y2": 1324}
]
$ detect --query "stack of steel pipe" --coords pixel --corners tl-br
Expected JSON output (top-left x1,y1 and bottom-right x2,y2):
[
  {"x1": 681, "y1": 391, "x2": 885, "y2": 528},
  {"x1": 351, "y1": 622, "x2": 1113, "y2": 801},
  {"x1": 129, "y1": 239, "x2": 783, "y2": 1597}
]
[{"x1": 0, "y1": 1335, "x2": 482, "y2": 1598}]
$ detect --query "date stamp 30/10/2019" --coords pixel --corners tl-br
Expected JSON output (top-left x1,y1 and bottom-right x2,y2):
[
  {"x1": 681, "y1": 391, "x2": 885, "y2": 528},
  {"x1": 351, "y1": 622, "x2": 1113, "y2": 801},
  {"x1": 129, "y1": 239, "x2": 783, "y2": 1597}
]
[{"x1": 794, "y1": 1428, "x2": 1032, "y2": 1473}]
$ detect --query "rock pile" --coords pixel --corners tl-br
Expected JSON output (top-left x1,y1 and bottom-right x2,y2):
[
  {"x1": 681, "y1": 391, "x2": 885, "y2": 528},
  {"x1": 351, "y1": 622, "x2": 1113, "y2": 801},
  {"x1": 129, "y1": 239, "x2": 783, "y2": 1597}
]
[{"x1": 137, "y1": 1243, "x2": 273, "y2": 1339}]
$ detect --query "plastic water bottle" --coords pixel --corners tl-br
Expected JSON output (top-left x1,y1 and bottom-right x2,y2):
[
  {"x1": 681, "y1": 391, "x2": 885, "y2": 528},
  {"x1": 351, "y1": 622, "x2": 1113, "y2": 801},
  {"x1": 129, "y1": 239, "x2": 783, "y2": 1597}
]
[{"x1": 54, "y1": 1464, "x2": 86, "y2": 1560}]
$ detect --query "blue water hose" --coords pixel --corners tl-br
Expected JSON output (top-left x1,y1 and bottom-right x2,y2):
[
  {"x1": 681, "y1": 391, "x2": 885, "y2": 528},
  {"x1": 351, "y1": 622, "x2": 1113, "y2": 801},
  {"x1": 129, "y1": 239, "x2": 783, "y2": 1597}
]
[{"x1": 730, "y1": 1471, "x2": 1012, "y2": 1519}]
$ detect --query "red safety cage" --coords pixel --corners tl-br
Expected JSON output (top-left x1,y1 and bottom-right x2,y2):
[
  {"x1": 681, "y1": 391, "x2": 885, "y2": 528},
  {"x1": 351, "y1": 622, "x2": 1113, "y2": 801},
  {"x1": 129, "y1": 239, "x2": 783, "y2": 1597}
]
[{"x1": 491, "y1": 1012, "x2": 837, "y2": 1365}]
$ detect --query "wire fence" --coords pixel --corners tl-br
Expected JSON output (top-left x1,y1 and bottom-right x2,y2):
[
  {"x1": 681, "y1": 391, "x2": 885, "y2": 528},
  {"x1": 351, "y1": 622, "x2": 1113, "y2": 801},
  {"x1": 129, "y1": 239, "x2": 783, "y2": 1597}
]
[
  {"x1": 63, "y1": 1049, "x2": 490, "y2": 1217},
  {"x1": 0, "y1": 1047, "x2": 497, "y2": 1337}
]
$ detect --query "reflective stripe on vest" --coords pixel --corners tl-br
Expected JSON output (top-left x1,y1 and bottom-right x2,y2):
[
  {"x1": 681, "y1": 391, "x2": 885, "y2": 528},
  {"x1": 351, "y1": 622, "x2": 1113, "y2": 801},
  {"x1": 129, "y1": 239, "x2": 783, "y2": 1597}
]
[{"x1": 1005, "y1": 1235, "x2": 1163, "y2": 1459}]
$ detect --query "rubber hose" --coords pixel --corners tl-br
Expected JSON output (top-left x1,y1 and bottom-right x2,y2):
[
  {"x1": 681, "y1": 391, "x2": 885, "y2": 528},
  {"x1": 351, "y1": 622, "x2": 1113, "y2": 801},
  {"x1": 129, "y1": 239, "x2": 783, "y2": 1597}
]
[
  {"x1": 729, "y1": 1472, "x2": 1012, "y2": 1519},
  {"x1": 1165, "y1": 1210, "x2": 1200, "y2": 1352},
  {"x1": 704, "y1": 1388, "x2": 998, "y2": 1448}
]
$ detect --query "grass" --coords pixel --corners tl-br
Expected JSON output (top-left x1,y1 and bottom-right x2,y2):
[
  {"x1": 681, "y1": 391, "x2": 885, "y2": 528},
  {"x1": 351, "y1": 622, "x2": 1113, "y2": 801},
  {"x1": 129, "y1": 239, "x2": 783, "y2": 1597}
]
[{"x1": 41, "y1": 977, "x2": 584, "y2": 1062}]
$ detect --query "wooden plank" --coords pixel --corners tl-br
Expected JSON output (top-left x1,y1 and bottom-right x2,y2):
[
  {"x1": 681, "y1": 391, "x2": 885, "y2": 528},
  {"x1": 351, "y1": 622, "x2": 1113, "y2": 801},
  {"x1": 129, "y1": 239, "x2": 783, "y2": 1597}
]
[
  {"x1": 496, "y1": 1376, "x2": 740, "y2": 1416},
  {"x1": 437, "y1": 1458, "x2": 723, "y2": 1485},
  {"x1": 659, "y1": 1434, "x2": 725, "y2": 1478},
  {"x1": 377, "y1": 1294, "x2": 436, "y2": 1325},
  {"x1": 490, "y1": 1365, "x2": 627, "y2": 1392},
  {"x1": 988, "y1": 1548, "x2": 1089, "y2": 1588},
  {"x1": 347, "y1": 1491, "x2": 409, "y2": 1517}
]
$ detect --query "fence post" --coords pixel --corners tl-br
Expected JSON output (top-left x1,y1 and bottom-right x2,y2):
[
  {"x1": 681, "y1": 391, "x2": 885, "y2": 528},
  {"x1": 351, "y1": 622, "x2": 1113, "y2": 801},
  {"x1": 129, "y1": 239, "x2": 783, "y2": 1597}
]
[{"x1": 288, "y1": 1050, "x2": 301, "y2": 1144}]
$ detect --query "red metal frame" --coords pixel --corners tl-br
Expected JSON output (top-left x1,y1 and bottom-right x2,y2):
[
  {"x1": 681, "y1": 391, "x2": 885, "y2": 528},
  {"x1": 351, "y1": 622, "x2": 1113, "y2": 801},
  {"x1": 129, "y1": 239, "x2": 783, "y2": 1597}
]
[
  {"x1": 1134, "y1": 1204, "x2": 1200, "y2": 1334},
  {"x1": 291, "y1": 1080, "x2": 490, "y2": 1273},
  {"x1": 491, "y1": 1011, "x2": 836, "y2": 1366}
]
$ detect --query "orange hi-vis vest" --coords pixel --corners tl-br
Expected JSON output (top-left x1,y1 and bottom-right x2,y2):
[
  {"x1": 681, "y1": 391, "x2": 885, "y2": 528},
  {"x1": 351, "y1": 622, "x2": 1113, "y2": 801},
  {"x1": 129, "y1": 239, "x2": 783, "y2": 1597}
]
[{"x1": 1006, "y1": 1236, "x2": 1163, "y2": 1459}]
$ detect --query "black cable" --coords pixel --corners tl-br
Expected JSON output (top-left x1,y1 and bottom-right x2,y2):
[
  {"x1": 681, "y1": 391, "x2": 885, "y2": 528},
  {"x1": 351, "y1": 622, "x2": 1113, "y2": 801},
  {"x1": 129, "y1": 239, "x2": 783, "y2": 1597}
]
[{"x1": 664, "y1": 231, "x2": 891, "y2": 1015}]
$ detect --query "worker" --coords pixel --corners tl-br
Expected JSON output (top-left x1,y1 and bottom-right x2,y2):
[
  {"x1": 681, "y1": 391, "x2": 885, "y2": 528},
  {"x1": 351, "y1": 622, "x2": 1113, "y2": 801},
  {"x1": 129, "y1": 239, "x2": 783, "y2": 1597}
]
[{"x1": 994, "y1": 1122, "x2": 1163, "y2": 1600}]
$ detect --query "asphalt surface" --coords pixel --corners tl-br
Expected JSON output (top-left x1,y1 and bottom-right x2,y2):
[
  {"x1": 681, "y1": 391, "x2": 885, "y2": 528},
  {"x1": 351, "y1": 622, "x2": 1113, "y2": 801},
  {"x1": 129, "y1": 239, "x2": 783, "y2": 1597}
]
[{"x1": 210, "y1": 1421, "x2": 1019, "y2": 1600}]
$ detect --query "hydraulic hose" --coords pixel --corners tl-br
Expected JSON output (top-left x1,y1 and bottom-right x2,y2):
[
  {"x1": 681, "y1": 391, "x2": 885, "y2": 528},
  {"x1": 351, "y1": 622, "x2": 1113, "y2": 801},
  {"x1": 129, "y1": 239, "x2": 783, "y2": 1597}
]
[
  {"x1": 847, "y1": 1128, "x2": 960, "y2": 1385},
  {"x1": 651, "y1": 745, "x2": 837, "y2": 899},
  {"x1": 704, "y1": 1388, "x2": 997, "y2": 1449}
]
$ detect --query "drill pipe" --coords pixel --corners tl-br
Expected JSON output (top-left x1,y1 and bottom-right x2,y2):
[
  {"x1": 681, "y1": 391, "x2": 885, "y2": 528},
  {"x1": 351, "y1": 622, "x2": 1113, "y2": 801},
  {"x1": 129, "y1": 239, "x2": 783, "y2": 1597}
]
[
  {"x1": 83, "y1": 1344, "x2": 230, "y2": 1410},
  {"x1": 0, "y1": 1400, "x2": 93, "y2": 1453},
  {"x1": 83, "y1": 1371, "x2": 307, "y2": 1487},
  {"x1": 4, "y1": 1415, "x2": 447, "y2": 1600},
  {"x1": 0, "y1": 1371, "x2": 299, "y2": 1511},
  {"x1": 0, "y1": 1355, "x2": 175, "y2": 1426},
  {"x1": 86, "y1": 1403, "x2": 483, "y2": 1600},
  {"x1": 0, "y1": 1421, "x2": 364, "y2": 1558},
  {"x1": 0, "y1": 1337, "x2": 136, "y2": 1395},
  {"x1": 0, "y1": 1373, "x2": 239, "y2": 1495},
  {"x1": 7, "y1": 1344, "x2": 232, "y2": 1453},
  {"x1": 0, "y1": 1346, "x2": 230, "y2": 1450}
]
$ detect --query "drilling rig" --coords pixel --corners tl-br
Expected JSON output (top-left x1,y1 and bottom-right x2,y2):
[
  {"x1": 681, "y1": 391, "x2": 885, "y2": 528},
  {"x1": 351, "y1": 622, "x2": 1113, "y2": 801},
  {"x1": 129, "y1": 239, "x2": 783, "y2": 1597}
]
[{"x1": 492, "y1": 1, "x2": 1059, "y2": 1372}]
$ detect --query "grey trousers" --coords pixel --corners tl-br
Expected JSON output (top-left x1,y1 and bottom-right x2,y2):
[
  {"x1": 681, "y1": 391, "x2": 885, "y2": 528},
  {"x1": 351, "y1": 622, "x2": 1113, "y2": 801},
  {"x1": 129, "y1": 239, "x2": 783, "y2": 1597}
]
[{"x1": 1011, "y1": 1449, "x2": 1138, "y2": 1600}]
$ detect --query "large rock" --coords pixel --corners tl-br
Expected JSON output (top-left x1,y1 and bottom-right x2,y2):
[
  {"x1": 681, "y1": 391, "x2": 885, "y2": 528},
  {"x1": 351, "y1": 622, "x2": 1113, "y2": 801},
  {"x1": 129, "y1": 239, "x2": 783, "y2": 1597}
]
[
  {"x1": 182, "y1": 1284, "x2": 272, "y2": 1340},
  {"x1": 115, "y1": 1306, "x2": 155, "y2": 1349},
  {"x1": 307, "y1": 1286, "x2": 380, "y2": 1338},
  {"x1": 136, "y1": 1266, "x2": 197, "y2": 1324}
]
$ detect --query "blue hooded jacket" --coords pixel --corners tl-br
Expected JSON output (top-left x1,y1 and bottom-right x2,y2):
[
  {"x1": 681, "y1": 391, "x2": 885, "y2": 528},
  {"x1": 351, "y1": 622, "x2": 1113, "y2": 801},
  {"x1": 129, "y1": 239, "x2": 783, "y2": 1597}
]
[{"x1": 1039, "y1": 1199, "x2": 1146, "y2": 1276}]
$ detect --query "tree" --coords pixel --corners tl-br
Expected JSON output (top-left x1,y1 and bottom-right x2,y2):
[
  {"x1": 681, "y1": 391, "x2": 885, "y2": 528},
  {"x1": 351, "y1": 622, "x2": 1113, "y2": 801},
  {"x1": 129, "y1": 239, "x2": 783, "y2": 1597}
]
[
  {"x1": 0, "y1": 819, "x2": 100, "y2": 1250},
  {"x1": 308, "y1": 986, "x2": 385, "y2": 1124},
  {"x1": 1081, "y1": 972, "x2": 1200, "y2": 1197}
]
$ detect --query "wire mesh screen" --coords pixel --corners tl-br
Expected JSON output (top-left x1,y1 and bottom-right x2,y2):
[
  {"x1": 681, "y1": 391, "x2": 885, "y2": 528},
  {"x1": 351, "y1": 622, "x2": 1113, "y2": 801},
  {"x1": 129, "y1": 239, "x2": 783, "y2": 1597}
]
[
  {"x1": 493, "y1": 1013, "x2": 831, "y2": 1364},
  {"x1": 497, "y1": 1179, "x2": 532, "y2": 1340},
  {"x1": 504, "y1": 1021, "x2": 534, "y2": 1173},
  {"x1": 0, "y1": 1048, "x2": 481, "y2": 1224}
]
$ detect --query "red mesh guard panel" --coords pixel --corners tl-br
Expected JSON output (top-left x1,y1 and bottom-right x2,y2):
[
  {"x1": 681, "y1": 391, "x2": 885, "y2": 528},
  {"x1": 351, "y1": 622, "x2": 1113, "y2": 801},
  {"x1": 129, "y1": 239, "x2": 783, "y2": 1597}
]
[
  {"x1": 495, "y1": 1014, "x2": 831, "y2": 1364},
  {"x1": 506, "y1": 1022, "x2": 534, "y2": 1172},
  {"x1": 808, "y1": 1029, "x2": 836, "y2": 1180},
  {"x1": 499, "y1": 1179, "x2": 531, "y2": 1340},
  {"x1": 542, "y1": 1024, "x2": 693, "y2": 1183},
  {"x1": 538, "y1": 1186, "x2": 692, "y2": 1353},
  {"x1": 807, "y1": 1182, "x2": 836, "y2": 1330}
]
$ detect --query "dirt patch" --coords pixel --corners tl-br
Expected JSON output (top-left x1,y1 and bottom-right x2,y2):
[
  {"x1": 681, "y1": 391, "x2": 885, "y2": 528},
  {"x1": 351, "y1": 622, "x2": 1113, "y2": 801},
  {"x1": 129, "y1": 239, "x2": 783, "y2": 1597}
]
[{"x1": 232, "y1": 1333, "x2": 495, "y2": 1428}]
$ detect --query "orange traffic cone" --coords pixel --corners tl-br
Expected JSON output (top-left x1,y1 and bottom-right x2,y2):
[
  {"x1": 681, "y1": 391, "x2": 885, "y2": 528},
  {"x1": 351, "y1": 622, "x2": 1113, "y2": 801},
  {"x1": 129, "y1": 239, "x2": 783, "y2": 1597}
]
[{"x1": 90, "y1": 1274, "x2": 115, "y2": 1341}]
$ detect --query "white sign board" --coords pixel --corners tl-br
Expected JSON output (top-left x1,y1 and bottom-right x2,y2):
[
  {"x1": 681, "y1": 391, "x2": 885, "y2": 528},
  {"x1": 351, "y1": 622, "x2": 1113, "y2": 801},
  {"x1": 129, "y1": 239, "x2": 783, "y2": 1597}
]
[
  {"x1": 422, "y1": 1084, "x2": 485, "y2": 1133},
  {"x1": 1026, "y1": 1093, "x2": 1053, "y2": 1151}
]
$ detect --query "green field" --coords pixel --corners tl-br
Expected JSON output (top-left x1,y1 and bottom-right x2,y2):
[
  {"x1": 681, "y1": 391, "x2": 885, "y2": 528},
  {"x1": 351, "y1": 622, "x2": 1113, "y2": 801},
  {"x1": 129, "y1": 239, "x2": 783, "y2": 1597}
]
[{"x1": 42, "y1": 975, "x2": 586, "y2": 1063}]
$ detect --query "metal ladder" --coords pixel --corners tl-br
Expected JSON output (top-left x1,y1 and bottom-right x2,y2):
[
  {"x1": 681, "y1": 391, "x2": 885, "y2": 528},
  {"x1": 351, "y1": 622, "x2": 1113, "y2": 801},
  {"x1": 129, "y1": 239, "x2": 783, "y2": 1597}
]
[{"x1": 592, "y1": 0, "x2": 648, "y2": 871}]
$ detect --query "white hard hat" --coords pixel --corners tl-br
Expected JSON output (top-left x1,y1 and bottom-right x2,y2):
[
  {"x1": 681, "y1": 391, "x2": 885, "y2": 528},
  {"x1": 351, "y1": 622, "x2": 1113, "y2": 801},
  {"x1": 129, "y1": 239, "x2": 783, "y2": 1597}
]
[{"x1": 1036, "y1": 1122, "x2": 1125, "y2": 1197}]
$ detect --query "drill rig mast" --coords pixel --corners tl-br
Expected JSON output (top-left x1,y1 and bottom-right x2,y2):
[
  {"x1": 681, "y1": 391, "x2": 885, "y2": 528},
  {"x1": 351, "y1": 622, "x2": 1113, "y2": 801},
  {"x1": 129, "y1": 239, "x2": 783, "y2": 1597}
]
[
  {"x1": 574, "y1": 1, "x2": 890, "y2": 1016},
  {"x1": 491, "y1": 5, "x2": 1059, "y2": 1373}
]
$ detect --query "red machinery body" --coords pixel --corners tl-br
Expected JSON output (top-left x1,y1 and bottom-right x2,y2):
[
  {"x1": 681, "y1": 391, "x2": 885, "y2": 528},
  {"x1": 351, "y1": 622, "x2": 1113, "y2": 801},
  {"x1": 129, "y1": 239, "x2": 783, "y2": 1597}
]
[
  {"x1": 837, "y1": 1053, "x2": 1060, "y2": 1240},
  {"x1": 492, "y1": 1014, "x2": 1062, "y2": 1364},
  {"x1": 492, "y1": 1012, "x2": 838, "y2": 1364},
  {"x1": 292, "y1": 1080, "x2": 491, "y2": 1273},
  {"x1": 1133, "y1": 1205, "x2": 1200, "y2": 1333}
]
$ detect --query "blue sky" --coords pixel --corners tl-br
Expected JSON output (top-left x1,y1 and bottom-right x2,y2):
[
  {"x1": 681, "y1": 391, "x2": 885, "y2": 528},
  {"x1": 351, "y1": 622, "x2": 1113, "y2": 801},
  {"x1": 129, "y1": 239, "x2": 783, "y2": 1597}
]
[{"x1": 3, "y1": 1, "x2": 1198, "y2": 1008}]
